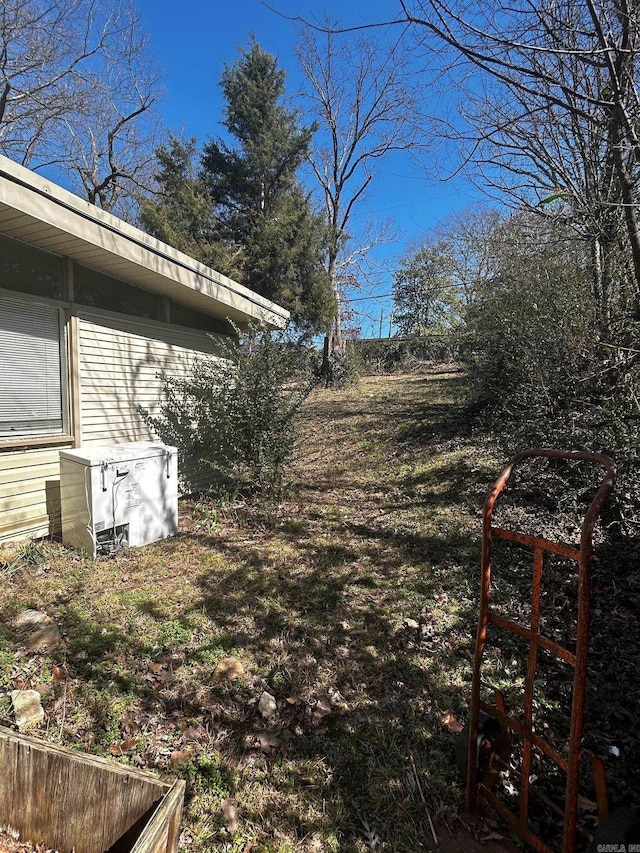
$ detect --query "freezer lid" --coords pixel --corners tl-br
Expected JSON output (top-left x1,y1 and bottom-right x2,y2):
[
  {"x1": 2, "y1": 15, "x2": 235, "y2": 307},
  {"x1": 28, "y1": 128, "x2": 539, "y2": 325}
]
[{"x1": 59, "y1": 442, "x2": 177, "y2": 467}]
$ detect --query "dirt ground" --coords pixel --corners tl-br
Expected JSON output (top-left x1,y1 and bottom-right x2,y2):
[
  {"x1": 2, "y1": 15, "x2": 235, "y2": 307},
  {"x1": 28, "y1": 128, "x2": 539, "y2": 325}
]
[{"x1": 0, "y1": 369, "x2": 637, "y2": 852}]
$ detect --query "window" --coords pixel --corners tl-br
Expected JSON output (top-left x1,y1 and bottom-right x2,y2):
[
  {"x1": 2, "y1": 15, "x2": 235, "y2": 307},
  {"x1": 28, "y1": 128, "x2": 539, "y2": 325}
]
[
  {"x1": 0, "y1": 292, "x2": 66, "y2": 438},
  {"x1": 0, "y1": 234, "x2": 63, "y2": 300},
  {"x1": 170, "y1": 301, "x2": 232, "y2": 334},
  {"x1": 74, "y1": 265, "x2": 163, "y2": 320}
]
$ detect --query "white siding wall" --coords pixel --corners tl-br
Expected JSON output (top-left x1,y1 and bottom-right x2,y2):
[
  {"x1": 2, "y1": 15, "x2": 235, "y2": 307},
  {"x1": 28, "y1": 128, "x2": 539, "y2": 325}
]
[
  {"x1": 77, "y1": 310, "x2": 225, "y2": 488},
  {"x1": 0, "y1": 445, "x2": 70, "y2": 541},
  {"x1": 0, "y1": 310, "x2": 228, "y2": 544}
]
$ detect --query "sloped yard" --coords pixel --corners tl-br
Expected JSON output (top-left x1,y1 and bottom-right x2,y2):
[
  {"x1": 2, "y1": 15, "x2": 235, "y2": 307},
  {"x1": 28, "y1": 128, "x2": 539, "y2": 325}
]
[{"x1": 0, "y1": 369, "x2": 637, "y2": 852}]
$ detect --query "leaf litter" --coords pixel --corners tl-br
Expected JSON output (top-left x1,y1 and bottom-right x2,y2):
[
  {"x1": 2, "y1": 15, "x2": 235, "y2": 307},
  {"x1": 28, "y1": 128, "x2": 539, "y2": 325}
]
[{"x1": 0, "y1": 370, "x2": 636, "y2": 851}]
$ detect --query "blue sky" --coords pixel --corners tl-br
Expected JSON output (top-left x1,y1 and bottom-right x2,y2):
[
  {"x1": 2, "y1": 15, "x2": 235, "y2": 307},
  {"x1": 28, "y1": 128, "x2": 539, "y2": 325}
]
[{"x1": 136, "y1": 0, "x2": 485, "y2": 335}]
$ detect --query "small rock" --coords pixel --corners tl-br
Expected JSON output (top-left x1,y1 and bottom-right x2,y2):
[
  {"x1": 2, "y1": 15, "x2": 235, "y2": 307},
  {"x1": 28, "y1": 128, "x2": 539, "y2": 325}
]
[
  {"x1": 221, "y1": 798, "x2": 239, "y2": 832},
  {"x1": 214, "y1": 657, "x2": 245, "y2": 682},
  {"x1": 14, "y1": 610, "x2": 52, "y2": 630},
  {"x1": 403, "y1": 618, "x2": 420, "y2": 630},
  {"x1": 256, "y1": 730, "x2": 281, "y2": 752},
  {"x1": 11, "y1": 689, "x2": 44, "y2": 731},
  {"x1": 258, "y1": 691, "x2": 278, "y2": 719}
]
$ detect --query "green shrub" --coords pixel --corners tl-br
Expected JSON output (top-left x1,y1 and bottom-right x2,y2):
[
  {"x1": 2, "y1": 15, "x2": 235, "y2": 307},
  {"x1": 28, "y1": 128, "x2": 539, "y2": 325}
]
[
  {"x1": 179, "y1": 752, "x2": 236, "y2": 797},
  {"x1": 141, "y1": 327, "x2": 313, "y2": 498},
  {"x1": 461, "y1": 217, "x2": 640, "y2": 534},
  {"x1": 327, "y1": 343, "x2": 362, "y2": 387},
  {"x1": 355, "y1": 335, "x2": 458, "y2": 374}
]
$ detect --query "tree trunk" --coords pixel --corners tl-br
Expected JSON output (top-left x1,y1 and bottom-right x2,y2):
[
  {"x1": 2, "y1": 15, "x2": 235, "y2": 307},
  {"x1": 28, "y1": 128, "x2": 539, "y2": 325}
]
[
  {"x1": 328, "y1": 250, "x2": 343, "y2": 356},
  {"x1": 590, "y1": 237, "x2": 609, "y2": 337},
  {"x1": 320, "y1": 247, "x2": 344, "y2": 384},
  {"x1": 613, "y1": 144, "x2": 640, "y2": 299}
]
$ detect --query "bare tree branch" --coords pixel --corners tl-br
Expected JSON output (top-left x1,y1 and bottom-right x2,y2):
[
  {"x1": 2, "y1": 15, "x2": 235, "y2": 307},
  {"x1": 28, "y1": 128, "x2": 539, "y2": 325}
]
[
  {"x1": 0, "y1": 0, "x2": 162, "y2": 219},
  {"x1": 296, "y1": 18, "x2": 421, "y2": 349}
]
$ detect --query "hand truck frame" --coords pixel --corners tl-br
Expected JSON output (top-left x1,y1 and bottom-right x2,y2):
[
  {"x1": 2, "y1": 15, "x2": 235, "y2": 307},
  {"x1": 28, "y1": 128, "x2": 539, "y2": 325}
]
[{"x1": 466, "y1": 448, "x2": 617, "y2": 852}]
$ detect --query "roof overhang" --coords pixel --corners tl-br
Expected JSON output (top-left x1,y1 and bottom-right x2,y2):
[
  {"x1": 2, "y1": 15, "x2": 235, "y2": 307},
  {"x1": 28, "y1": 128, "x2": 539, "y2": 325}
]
[{"x1": 0, "y1": 155, "x2": 289, "y2": 329}]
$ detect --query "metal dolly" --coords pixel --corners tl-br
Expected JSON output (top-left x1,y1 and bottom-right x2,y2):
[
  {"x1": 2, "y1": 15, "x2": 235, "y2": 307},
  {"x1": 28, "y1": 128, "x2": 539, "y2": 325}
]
[{"x1": 466, "y1": 449, "x2": 617, "y2": 852}]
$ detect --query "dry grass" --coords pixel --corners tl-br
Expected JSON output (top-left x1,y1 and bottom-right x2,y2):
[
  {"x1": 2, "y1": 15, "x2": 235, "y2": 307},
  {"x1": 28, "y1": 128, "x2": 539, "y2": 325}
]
[{"x1": 3, "y1": 369, "x2": 635, "y2": 851}]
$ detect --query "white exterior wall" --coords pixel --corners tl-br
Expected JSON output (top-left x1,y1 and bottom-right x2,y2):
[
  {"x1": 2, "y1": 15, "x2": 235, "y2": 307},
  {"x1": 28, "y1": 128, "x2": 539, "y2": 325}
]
[
  {"x1": 77, "y1": 309, "x2": 223, "y2": 447},
  {"x1": 0, "y1": 309, "x2": 227, "y2": 544},
  {"x1": 0, "y1": 153, "x2": 286, "y2": 545},
  {"x1": 77, "y1": 309, "x2": 224, "y2": 493},
  {"x1": 0, "y1": 446, "x2": 70, "y2": 541}
]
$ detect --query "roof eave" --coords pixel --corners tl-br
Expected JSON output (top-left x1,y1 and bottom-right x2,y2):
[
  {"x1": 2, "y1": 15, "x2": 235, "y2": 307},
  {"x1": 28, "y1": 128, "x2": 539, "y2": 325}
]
[{"x1": 0, "y1": 155, "x2": 290, "y2": 329}]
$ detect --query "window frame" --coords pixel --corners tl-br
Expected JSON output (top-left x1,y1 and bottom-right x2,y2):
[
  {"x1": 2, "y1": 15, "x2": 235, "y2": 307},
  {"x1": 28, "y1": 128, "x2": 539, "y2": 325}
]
[{"x1": 0, "y1": 287, "x2": 73, "y2": 450}]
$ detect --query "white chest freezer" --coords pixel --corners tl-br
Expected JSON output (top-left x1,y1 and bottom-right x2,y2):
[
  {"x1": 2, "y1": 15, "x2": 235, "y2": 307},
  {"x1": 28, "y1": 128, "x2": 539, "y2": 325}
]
[{"x1": 60, "y1": 442, "x2": 178, "y2": 557}]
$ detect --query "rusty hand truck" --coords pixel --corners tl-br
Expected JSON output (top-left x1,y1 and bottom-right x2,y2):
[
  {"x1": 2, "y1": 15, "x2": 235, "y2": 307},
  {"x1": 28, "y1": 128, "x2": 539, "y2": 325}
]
[{"x1": 466, "y1": 448, "x2": 617, "y2": 853}]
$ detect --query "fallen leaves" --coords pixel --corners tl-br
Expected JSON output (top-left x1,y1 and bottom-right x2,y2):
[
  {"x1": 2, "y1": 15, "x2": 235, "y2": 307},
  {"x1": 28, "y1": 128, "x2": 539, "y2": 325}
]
[
  {"x1": 310, "y1": 697, "x2": 332, "y2": 726},
  {"x1": 480, "y1": 827, "x2": 508, "y2": 842},
  {"x1": 7, "y1": 372, "x2": 627, "y2": 852},
  {"x1": 440, "y1": 710, "x2": 464, "y2": 734},
  {"x1": 0, "y1": 831, "x2": 59, "y2": 853},
  {"x1": 109, "y1": 737, "x2": 137, "y2": 756},
  {"x1": 52, "y1": 665, "x2": 68, "y2": 681},
  {"x1": 170, "y1": 747, "x2": 195, "y2": 767},
  {"x1": 577, "y1": 794, "x2": 599, "y2": 813},
  {"x1": 359, "y1": 816, "x2": 381, "y2": 851},
  {"x1": 213, "y1": 657, "x2": 244, "y2": 682}
]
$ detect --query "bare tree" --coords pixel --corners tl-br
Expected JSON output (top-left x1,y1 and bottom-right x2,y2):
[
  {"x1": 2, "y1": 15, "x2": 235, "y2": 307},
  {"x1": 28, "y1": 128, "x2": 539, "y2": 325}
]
[
  {"x1": 63, "y1": 6, "x2": 161, "y2": 216},
  {"x1": 441, "y1": 66, "x2": 630, "y2": 333},
  {"x1": 0, "y1": 0, "x2": 161, "y2": 218},
  {"x1": 1, "y1": 0, "x2": 104, "y2": 162},
  {"x1": 296, "y1": 21, "x2": 420, "y2": 354},
  {"x1": 399, "y1": 0, "x2": 640, "y2": 328},
  {"x1": 430, "y1": 204, "x2": 504, "y2": 308}
]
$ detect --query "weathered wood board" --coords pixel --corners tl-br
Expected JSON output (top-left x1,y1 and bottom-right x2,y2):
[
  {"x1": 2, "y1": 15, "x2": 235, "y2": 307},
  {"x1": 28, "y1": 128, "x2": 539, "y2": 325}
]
[{"x1": 0, "y1": 726, "x2": 185, "y2": 853}]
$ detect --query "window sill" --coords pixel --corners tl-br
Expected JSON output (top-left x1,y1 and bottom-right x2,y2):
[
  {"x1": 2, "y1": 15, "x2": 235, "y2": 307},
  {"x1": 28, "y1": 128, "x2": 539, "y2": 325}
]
[{"x1": 0, "y1": 434, "x2": 74, "y2": 452}]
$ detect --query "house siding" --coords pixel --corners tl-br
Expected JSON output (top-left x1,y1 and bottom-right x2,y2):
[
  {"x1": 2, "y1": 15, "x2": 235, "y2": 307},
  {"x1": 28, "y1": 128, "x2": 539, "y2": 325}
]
[
  {"x1": 0, "y1": 309, "x2": 227, "y2": 545},
  {"x1": 0, "y1": 191, "x2": 279, "y2": 548},
  {"x1": 0, "y1": 446, "x2": 71, "y2": 541},
  {"x1": 77, "y1": 310, "x2": 222, "y2": 490}
]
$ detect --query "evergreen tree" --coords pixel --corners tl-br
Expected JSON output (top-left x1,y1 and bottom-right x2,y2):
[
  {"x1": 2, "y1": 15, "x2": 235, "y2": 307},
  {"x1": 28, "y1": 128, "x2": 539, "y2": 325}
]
[
  {"x1": 138, "y1": 135, "x2": 241, "y2": 277},
  {"x1": 202, "y1": 40, "x2": 333, "y2": 331}
]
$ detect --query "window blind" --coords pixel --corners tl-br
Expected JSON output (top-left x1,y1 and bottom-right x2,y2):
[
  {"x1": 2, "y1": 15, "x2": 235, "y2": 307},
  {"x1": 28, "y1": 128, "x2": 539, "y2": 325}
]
[{"x1": 0, "y1": 292, "x2": 64, "y2": 436}]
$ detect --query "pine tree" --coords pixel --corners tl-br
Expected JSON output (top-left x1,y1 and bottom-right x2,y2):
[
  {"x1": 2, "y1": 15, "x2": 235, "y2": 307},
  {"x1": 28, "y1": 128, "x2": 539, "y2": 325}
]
[
  {"x1": 201, "y1": 40, "x2": 333, "y2": 331},
  {"x1": 138, "y1": 135, "x2": 241, "y2": 277}
]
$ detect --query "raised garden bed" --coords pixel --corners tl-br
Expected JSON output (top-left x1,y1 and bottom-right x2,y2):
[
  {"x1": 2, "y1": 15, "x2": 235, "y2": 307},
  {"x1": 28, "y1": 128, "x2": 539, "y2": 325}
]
[{"x1": 0, "y1": 726, "x2": 185, "y2": 853}]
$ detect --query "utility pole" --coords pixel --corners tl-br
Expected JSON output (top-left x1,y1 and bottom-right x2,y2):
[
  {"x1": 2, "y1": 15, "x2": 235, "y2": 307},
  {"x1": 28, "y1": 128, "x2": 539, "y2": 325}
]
[{"x1": 379, "y1": 308, "x2": 384, "y2": 339}]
